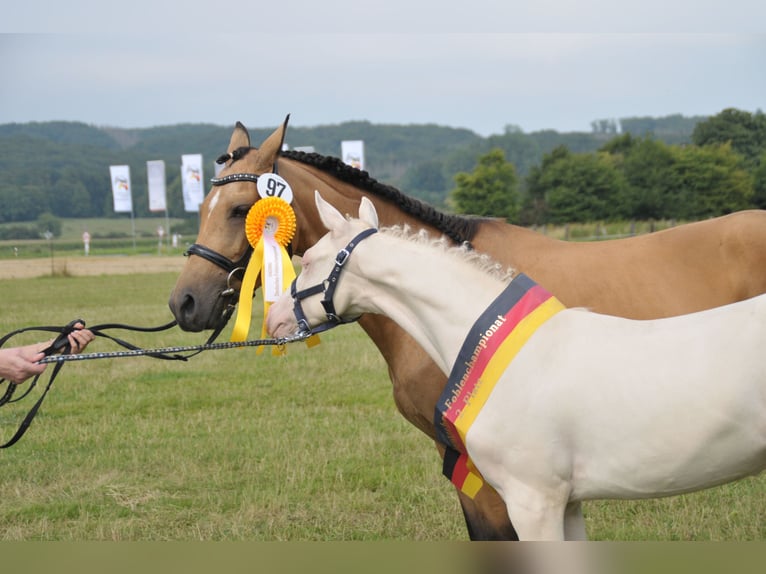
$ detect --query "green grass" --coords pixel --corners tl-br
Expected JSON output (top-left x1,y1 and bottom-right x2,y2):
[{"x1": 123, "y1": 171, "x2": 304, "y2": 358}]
[{"x1": 0, "y1": 273, "x2": 764, "y2": 540}]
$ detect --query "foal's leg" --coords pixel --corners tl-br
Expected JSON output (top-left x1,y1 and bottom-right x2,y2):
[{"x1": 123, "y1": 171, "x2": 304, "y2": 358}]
[
  {"x1": 503, "y1": 488, "x2": 567, "y2": 541},
  {"x1": 564, "y1": 501, "x2": 587, "y2": 540}
]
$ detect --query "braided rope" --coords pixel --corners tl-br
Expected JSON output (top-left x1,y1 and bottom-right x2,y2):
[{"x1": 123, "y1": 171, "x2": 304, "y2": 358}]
[{"x1": 36, "y1": 333, "x2": 311, "y2": 364}]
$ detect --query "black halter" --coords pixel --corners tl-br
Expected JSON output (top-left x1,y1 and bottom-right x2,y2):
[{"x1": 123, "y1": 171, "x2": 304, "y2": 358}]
[{"x1": 290, "y1": 228, "x2": 378, "y2": 335}]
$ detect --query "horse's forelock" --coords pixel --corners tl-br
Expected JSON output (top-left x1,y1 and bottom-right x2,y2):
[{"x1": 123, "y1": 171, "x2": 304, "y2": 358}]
[{"x1": 216, "y1": 146, "x2": 255, "y2": 166}]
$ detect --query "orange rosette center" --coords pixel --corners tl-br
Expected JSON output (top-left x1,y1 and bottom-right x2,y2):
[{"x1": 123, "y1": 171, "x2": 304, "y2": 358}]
[{"x1": 245, "y1": 197, "x2": 296, "y2": 249}]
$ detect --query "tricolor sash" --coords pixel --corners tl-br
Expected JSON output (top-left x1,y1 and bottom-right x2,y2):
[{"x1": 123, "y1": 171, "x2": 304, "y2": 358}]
[{"x1": 434, "y1": 274, "x2": 565, "y2": 498}]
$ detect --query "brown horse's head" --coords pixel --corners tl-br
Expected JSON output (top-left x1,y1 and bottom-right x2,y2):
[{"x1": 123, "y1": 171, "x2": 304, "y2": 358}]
[{"x1": 168, "y1": 119, "x2": 289, "y2": 331}]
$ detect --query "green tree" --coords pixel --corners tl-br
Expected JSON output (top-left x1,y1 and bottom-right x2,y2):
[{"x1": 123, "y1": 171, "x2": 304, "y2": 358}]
[
  {"x1": 601, "y1": 134, "x2": 676, "y2": 220},
  {"x1": 0, "y1": 183, "x2": 49, "y2": 222},
  {"x1": 752, "y1": 151, "x2": 766, "y2": 209},
  {"x1": 692, "y1": 108, "x2": 766, "y2": 166},
  {"x1": 401, "y1": 160, "x2": 448, "y2": 206},
  {"x1": 51, "y1": 171, "x2": 92, "y2": 217},
  {"x1": 525, "y1": 146, "x2": 626, "y2": 224},
  {"x1": 449, "y1": 148, "x2": 520, "y2": 220},
  {"x1": 523, "y1": 146, "x2": 570, "y2": 224},
  {"x1": 36, "y1": 212, "x2": 62, "y2": 238},
  {"x1": 667, "y1": 142, "x2": 753, "y2": 219}
]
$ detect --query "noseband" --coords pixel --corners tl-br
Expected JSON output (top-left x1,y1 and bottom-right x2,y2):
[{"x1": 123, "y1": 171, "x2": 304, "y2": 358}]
[{"x1": 290, "y1": 228, "x2": 378, "y2": 335}]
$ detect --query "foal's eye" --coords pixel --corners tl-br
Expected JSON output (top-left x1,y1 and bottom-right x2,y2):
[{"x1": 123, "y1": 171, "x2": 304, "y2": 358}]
[{"x1": 231, "y1": 205, "x2": 251, "y2": 219}]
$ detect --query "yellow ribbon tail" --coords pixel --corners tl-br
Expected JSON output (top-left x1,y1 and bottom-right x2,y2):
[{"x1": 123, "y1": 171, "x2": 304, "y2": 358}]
[
  {"x1": 230, "y1": 239, "x2": 264, "y2": 342},
  {"x1": 230, "y1": 238, "x2": 320, "y2": 354}
]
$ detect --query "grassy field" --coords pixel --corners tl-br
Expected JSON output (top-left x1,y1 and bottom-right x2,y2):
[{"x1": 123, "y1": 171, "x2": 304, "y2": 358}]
[{"x1": 0, "y1": 271, "x2": 764, "y2": 541}]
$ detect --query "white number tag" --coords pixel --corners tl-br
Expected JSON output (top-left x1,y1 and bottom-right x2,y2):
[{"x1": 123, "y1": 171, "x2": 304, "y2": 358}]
[{"x1": 257, "y1": 173, "x2": 293, "y2": 204}]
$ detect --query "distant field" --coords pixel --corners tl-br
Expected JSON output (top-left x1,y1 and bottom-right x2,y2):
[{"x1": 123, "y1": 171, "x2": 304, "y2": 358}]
[
  {"x1": 0, "y1": 216, "x2": 684, "y2": 261},
  {"x1": 0, "y1": 272, "x2": 764, "y2": 541},
  {"x1": 0, "y1": 217, "x2": 191, "y2": 260},
  {"x1": 58, "y1": 217, "x2": 190, "y2": 240},
  {"x1": 0, "y1": 255, "x2": 186, "y2": 280}
]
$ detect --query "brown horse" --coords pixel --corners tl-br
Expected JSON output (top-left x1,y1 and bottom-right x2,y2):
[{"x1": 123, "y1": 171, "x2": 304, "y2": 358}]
[{"x1": 169, "y1": 118, "x2": 766, "y2": 540}]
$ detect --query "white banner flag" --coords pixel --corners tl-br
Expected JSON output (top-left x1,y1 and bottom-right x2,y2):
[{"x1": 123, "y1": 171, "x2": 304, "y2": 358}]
[
  {"x1": 146, "y1": 160, "x2": 167, "y2": 212},
  {"x1": 109, "y1": 165, "x2": 133, "y2": 213},
  {"x1": 341, "y1": 140, "x2": 365, "y2": 170},
  {"x1": 181, "y1": 154, "x2": 205, "y2": 212}
]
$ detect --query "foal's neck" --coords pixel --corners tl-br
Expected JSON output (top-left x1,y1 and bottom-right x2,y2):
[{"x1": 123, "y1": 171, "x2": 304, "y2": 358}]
[{"x1": 353, "y1": 232, "x2": 508, "y2": 375}]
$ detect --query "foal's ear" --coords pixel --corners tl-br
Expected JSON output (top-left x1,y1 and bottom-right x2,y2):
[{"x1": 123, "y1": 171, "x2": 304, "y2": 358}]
[
  {"x1": 315, "y1": 190, "x2": 347, "y2": 233},
  {"x1": 358, "y1": 196, "x2": 379, "y2": 229}
]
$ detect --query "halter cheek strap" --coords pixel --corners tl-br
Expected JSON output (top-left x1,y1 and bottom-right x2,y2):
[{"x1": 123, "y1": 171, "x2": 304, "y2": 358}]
[{"x1": 291, "y1": 228, "x2": 378, "y2": 335}]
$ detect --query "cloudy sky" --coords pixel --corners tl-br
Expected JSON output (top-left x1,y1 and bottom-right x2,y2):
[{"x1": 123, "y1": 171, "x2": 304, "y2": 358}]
[{"x1": 1, "y1": 2, "x2": 764, "y2": 137}]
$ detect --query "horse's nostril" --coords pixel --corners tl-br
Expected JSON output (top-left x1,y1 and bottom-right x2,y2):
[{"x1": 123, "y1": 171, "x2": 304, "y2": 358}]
[
  {"x1": 177, "y1": 293, "x2": 198, "y2": 324},
  {"x1": 169, "y1": 291, "x2": 195, "y2": 324}
]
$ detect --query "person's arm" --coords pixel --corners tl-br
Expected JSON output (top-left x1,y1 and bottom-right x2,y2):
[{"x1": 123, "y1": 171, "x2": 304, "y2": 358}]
[{"x1": 0, "y1": 323, "x2": 94, "y2": 384}]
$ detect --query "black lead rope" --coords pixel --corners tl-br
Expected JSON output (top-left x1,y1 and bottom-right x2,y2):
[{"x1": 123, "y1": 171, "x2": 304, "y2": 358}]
[
  {"x1": 0, "y1": 310, "x2": 247, "y2": 449},
  {"x1": 0, "y1": 318, "x2": 89, "y2": 448}
]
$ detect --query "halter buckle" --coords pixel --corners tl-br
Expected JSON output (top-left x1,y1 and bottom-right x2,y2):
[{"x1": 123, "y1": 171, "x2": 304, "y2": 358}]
[{"x1": 335, "y1": 249, "x2": 350, "y2": 267}]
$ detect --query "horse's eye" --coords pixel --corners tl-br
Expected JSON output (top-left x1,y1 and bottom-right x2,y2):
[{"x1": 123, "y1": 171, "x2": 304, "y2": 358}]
[{"x1": 231, "y1": 205, "x2": 251, "y2": 219}]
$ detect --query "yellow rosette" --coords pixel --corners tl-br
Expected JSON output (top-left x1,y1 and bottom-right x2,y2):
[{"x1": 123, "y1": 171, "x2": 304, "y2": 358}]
[{"x1": 230, "y1": 197, "x2": 319, "y2": 354}]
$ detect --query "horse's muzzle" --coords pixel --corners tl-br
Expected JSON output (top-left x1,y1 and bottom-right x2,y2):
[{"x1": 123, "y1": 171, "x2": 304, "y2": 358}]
[{"x1": 169, "y1": 288, "x2": 233, "y2": 332}]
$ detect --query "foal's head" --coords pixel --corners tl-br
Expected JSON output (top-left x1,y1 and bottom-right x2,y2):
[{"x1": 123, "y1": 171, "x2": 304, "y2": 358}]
[{"x1": 267, "y1": 191, "x2": 379, "y2": 338}]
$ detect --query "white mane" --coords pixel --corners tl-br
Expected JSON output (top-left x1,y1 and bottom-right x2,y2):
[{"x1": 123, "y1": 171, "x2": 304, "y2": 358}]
[{"x1": 380, "y1": 224, "x2": 516, "y2": 283}]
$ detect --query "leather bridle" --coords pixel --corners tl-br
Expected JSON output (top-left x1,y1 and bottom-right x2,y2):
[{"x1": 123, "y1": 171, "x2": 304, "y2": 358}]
[
  {"x1": 290, "y1": 228, "x2": 378, "y2": 335},
  {"x1": 184, "y1": 172, "x2": 259, "y2": 289},
  {"x1": 184, "y1": 166, "x2": 293, "y2": 299}
]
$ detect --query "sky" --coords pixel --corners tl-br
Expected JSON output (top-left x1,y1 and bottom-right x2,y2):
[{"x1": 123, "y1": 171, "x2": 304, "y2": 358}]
[{"x1": 1, "y1": 2, "x2": 764, "y2": 137}]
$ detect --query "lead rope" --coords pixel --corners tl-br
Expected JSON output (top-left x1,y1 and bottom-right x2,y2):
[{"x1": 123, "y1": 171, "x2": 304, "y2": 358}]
[
  {"x1": 36, "y1": 332, "x2": 310, "y2": 364},
  {"x1": 0, "y1": 316, "x2": 308, "y2": 448}
]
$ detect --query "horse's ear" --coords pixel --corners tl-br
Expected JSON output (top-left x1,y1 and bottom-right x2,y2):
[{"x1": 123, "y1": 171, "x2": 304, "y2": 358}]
[
  {"x1": 315, "y1": 190, "x2": 347, "y2": 233},
  {"x1": 358, "y1": 196, "x2": 379, "y2": 229},
  {"x1": 253, "y1": 114, "x2": 290, "y2": 170},
  {"x1": 227, "y1": 121, "x2": 250, "y2": 153}
]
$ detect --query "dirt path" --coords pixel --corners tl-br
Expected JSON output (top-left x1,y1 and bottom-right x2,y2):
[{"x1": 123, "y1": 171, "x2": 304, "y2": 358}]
[{"x1": 0, "y1": 256, "x2": 186, "y2": 280}]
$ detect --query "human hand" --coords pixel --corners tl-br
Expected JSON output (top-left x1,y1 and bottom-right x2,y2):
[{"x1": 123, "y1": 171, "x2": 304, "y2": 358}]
[
  {"x1": 65, "y1": 322, "x2": 94, "y2": 354},
  {"x1": 0, "y1": 343, "x2": 48, "y2": 384}
]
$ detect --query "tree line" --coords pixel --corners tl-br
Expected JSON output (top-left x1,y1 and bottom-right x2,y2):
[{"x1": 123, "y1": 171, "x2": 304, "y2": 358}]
[
  {"x1": 450, "y1": 108, "x2": 766, "y2": 225},
  {"x1": 0, "y1": 109, "x2": 763, "y2": 235}
]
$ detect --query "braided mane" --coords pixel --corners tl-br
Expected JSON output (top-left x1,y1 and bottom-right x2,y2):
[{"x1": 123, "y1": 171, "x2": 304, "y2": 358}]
[
  {"x1": 383, "y1": 225, "x2": 515, "y2": 283},
  {"x1": 280, "y1": 150, "x2": 486, "y2": 245}
]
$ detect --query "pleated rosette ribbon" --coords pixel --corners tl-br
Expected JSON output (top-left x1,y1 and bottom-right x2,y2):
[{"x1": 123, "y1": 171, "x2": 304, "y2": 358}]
[{"x1": 230, "y1": 196, "x2": 319, "y2": 354}]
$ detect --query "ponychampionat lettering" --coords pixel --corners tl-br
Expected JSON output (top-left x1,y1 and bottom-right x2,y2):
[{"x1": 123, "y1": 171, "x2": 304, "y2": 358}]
[{"x1": 435, "y1": 274, "x2": 565, "y2": 498}]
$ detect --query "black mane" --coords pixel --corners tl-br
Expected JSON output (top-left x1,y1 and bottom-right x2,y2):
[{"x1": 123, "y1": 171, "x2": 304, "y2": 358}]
[{"x1": 280, "y1": 150, "x2": 485, "y2": 245}]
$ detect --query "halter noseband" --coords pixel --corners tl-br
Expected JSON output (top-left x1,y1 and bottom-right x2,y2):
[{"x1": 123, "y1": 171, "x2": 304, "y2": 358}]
[{"x1": 290, "y1": 227, "x2": 378, "y2": 335}]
